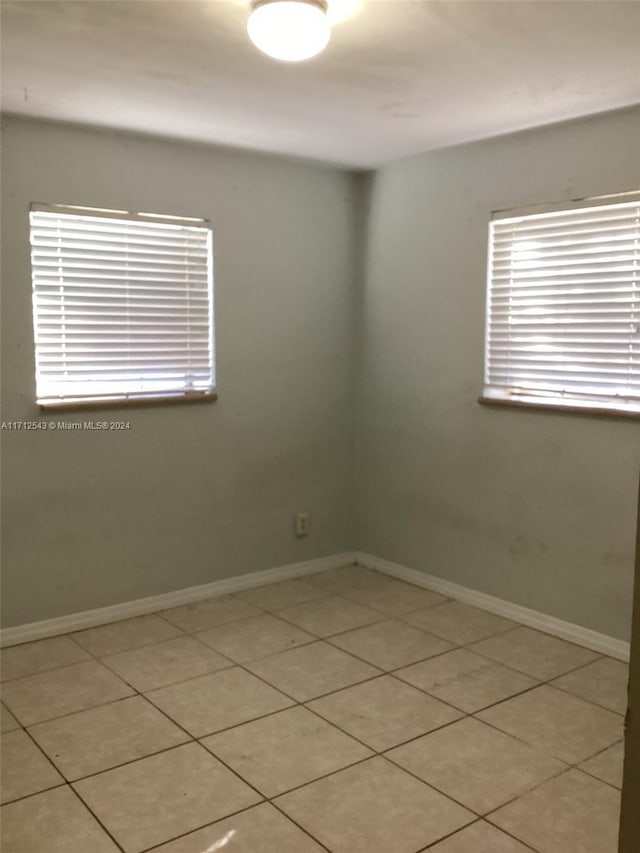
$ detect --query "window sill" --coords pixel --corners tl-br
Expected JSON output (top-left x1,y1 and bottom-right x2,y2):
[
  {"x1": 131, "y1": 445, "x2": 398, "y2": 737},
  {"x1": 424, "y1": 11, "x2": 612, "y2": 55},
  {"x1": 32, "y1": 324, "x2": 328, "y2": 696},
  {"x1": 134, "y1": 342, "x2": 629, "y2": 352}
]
[
  {"x1": 39, "y1": 391, "x2": 218, "y2": 413},
  {"x1": 478, "y1": 396, "x2": 640, "y2": 421}
]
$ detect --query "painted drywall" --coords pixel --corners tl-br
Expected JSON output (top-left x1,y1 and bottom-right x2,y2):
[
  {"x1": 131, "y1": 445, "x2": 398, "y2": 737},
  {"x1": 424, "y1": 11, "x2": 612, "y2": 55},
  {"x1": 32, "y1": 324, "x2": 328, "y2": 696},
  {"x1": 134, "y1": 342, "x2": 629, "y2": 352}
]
[
  {"x1": 620, "y1": 478, "x2": 639, "y2": 852},
  {"x1": 1, "y1": 116, "x2": 358, "y2": 627},
  {"x1": 357, "y1": 107, "x2": 640, "y2": 641}
]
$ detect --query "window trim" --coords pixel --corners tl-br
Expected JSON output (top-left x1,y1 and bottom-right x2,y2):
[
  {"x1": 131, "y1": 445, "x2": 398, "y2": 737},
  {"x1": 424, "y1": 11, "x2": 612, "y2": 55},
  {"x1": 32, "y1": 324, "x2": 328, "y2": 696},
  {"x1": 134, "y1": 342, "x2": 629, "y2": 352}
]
[
  {"x1": 30, "y1": 202, "x2": 216, "y2": 411},
  {"x1": 478, "y1": 394, "x2": 640, "y2": 421},
  {"x1": 482, "y1": 191, "x2": 640, "y2": 419}
]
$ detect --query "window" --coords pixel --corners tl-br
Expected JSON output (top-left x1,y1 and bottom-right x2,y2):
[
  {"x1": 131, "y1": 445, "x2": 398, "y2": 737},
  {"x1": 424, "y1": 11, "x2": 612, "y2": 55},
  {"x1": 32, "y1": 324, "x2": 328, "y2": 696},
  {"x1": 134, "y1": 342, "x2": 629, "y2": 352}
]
[
  {"x1": 483, "y1": 194, "x2": 640, "y2": 416},
  {"x1": 29, "y1": 204, "x2": 215, "y2": 409}
]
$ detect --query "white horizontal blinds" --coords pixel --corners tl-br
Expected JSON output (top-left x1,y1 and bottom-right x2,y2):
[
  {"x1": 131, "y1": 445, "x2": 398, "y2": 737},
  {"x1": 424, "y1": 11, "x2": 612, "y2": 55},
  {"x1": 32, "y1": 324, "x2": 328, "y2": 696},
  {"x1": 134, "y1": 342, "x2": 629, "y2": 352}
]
[
  {"x1": 30, "y1": 207, "x2": 214, "y2": 406},
  {"x1": 485, "y1": 198, "x2": 640, "y2": 413}
]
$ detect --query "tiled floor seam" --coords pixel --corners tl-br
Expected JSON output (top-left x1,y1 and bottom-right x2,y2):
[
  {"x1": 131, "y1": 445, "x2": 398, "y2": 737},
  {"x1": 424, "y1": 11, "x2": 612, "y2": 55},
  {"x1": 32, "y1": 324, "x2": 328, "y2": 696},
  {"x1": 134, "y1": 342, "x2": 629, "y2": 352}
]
[
  {"x1": 5, "y1": 719, "x2": 75, "y2": 792},
  {"x1": 466, "y1": 711, "x2": 577, "y2": 762},
  {"x1": 321, "y1": 634, "x2": 454, "y2": 672},
  {"x1": 232, "y1": 643, "x2": 387, "y2": 705},
  {"x1": 70, "y1": 625, "x2": 189, "y2": 657},
  {"x1": 200, "y1": 719, "x2": 478, "y2": 828},
  {"x1": 542, "y1": 681, "x2": 624, "y2": 718},
  {"x1": 68, "y1": 716, "x2": 271, "y2": 853},
  {"x1": 9, "y1": 608, "x2": 452, "y2": 707},
  {"x1": 416, "y1": 817, "x2": 540, "y2": 853},
  {"x1": 1, "y1": 653, "x2": 107, "y2": 684},
  {"x1": 13, "y1": 663, "x2": 465, "y2": 791},
  {"x1": 3, "y1": 613, "x2": 623, "y2": 749},
  {"x1": 303, "y1": 699, "x2": 468, "y2": 755},
  {"x1": 196, "y1": 633, "x2": 321, "y2": 664},
  {"x1": 549, "y1": 681, "x2": 627, "y2": 715},
  {"x1": 393, "y1": 653, "x2": 622, "y2": 720},
  {"x1": 267, "y1": 799, "x2": 334, "y2": 852},
  {"x1": 412, "y1": 816, "x2": 481, "y2": 852},
  {"x1": 3, "y1": 781, "x2": 127, "y2": 853},
  {"x1": 94, "y1": 639, "x2": 237, "y2": 694},
  {"x1": 67, "y1": 784, "x2": 128, "y2": 853},
  {"x1": 195, "y1": 736, "x2": 344, "y2": 850},
  {"x1": 10, "y1": 634, "x2": 211, "y2": 805},
  {"x1": 453, "y1": 641, "x2": 604, "y2": 678},
  {"x1": 87, "y1": 664, "x2": 380, "y2": 852},
  {"x1": 263, "y1": 608, "x2": 386, "y2": 640},
  {"x1": 350, "y1": 565, "x2": 624, "y2": 655},
  {"x1": 416, "y1": 818, "x2": 483, "y2": 852},
  {"x1": 421, "y1": 819, "x2": 542, "y2": 853},
  {"x1": 6, "y1": 715, "x2": 480, "y2": 820},
  {"x1": 52, "y1": 739, "x2": 197, "y2": 786},
  {"x1": 5, "y1": 613, "x2": 622, "y2": 756},
  {"x1": 7, "y1": 693, "x2": 134, "y2": 730},
  {"x1": 145, "y1": 698, "x2": 298, "y2": 741},
  {"x1": 574, "y1": 765, "x2": 624, "y2": 792},
  {"x1": 2, "y1": 574, "x2": 626, "y2": 853},
  {"x1": 378, "y1": 752, "x2": 486, "y2": 820},
  {"x1": 480, "y1": 761, "x2": 602, "y2": 824},
  {"x1": 134, "y1": 801, "x2": 275, "y2": 853},
  {"x1": 135, "y1": 798, "x2": 335, "y2": 853},
  {"x1": 0, "y1": 779, "x2": 67, "y2": 808},
  {"x1": 385, "y1": 668, "x2": 541, "y2": 715}
]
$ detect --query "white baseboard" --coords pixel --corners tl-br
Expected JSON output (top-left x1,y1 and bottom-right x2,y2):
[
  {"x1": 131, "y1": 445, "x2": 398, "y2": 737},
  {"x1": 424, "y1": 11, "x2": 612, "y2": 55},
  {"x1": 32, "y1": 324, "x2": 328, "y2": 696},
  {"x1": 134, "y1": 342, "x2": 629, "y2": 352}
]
[
  {"x1": 0, "y1": 552, "x2": 357, "y2": 648},
  {"x1": 356, "y1": 551, "x2": 630, "y2": 662},
  {"x1": 3, "y1": 549, "x2": 629, "y2": 662}
]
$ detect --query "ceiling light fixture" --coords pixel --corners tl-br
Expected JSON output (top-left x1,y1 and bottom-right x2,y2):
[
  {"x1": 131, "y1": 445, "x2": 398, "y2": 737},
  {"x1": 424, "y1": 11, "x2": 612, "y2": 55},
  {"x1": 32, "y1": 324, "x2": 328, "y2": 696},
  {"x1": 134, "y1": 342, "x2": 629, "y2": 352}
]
[{"x1": 247, "y1": 0, "x2": 331, "y2": 62}]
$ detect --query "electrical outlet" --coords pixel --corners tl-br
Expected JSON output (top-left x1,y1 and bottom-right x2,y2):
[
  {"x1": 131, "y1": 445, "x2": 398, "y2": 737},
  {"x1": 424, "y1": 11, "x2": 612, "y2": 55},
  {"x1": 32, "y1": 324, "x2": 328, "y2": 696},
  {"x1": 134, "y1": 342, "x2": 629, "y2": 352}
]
[{"x1": 295, "y1": 512, "x2": 310, "y2": 537}]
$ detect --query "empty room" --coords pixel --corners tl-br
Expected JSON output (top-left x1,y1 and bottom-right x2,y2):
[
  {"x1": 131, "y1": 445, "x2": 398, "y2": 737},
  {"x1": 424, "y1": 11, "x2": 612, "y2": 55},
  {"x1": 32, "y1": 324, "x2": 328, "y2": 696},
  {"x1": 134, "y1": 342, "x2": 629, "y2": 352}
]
[{"x1": 1, "y1": 1, "x2": 639, "y2": 851}]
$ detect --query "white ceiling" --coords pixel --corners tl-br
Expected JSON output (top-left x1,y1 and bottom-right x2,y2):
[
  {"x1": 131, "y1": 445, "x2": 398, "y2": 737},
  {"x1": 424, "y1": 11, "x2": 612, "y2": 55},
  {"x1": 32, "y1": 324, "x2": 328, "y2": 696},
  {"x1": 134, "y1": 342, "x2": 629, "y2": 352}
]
[{"x1": 1, "y1": 0, "x2": 639, "y2": 168}]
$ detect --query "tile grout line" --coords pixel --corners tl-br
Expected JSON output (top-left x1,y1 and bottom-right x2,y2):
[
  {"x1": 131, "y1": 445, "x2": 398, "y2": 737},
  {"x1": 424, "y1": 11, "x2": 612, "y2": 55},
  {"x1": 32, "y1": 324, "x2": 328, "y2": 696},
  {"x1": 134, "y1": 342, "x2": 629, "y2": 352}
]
[
  {"x1": 63, "y1": 632, "x2": 337, "y2": 853},
  {"x1": 1, "y1": 570, "x2": 627, "y2": 852},
  {"x1": 62, "y1": 684, "x2": 269, "y2": 853},
  {"x1": 416, "y1": 818, "x2": 485, "y2": 852},
  {"x1": 548, "y1": 681, "x2": 627, "y2": 716},
  {"x1": 6, "y1": 632, "x2": 484, "y2": 846},
  {"x1": 574, "y1": 764, "x2": 625, "y2": 792},
  {"x1": 266, "y1": 800, "x2": 333, "y2": 853},
  {"x1": 137, "y1": 699, "x2": 336, "y2": 853},
  {"x1": 7, "y1": 693, "x2": 137, "y2": 731},
  {"x1": 467, "y1": 705, "x2": 623, "y2": 770},
  {"x1": 2, "y1": 582, "x2": 613, "y2": 686},
  {"x1": 0, "y1": 779, "x2": 67, "y2": 809},
  {"x1": 419, "y1": 816, "x2": 542, "y2": 853},
  {"x1": 386, "y1": 649, "x2": 623, "y2": 718},
  {"x1": 65, "y1": 784, "x2": 129, "y2": 853},
  {"x1": 416, "y1": 816, "x2": 541, "y2": 853},
  {"x1": 4, "y1": 617, "x2": 624, "y2": 761},
  {"x1": 69, "y1": 625, "x2": 189, "y2": 658},
  {"x1": 386, "y1": 668, "x2": 542, "y2": 716},
  {"x1": 21, "y1": 632, "x2": 206, "y2": 851},
  {"x1": 301, "y1": 694, "x2": 464, "y2": 755},
  {"x1": 4, "y1": 609, "x2": 625, "y2": 767}
]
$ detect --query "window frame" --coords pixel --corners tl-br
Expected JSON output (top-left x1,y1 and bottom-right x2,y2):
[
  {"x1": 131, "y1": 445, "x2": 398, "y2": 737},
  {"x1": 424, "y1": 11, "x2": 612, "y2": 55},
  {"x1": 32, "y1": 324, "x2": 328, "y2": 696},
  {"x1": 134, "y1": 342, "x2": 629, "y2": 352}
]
[
  {"x1": 29, "y1": 203, "x2": 216, "y2": 412},
  {"x1": 480, "y1": 191, "x2": 640, "y2": 420}
]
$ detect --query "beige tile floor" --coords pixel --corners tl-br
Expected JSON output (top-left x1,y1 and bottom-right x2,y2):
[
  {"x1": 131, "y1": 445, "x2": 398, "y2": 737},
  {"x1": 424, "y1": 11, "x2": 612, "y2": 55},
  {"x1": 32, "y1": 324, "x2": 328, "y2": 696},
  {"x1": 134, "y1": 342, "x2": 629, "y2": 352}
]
[{"x1": 0, "y1": 564, "x2": 627, "y2": 853}]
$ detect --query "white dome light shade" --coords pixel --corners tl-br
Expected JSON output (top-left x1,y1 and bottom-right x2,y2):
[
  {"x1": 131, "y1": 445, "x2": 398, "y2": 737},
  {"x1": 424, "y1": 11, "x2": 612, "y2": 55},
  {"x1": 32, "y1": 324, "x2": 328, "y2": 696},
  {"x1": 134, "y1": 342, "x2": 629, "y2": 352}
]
[{"x1": 248, "y1": 0, "x2": 331, "y2": 62}]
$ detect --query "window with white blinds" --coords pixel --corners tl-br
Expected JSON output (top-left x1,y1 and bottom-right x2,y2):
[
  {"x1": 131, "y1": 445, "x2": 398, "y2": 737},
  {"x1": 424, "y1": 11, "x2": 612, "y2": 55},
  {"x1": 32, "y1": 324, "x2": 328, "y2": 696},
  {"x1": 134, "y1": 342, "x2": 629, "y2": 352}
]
[
  {"x1": 29, "y1": 204, "x2": 215, "y2": 408},
  {"x1": 484, "y1": 195, "x2": 640, "y2": 415}
]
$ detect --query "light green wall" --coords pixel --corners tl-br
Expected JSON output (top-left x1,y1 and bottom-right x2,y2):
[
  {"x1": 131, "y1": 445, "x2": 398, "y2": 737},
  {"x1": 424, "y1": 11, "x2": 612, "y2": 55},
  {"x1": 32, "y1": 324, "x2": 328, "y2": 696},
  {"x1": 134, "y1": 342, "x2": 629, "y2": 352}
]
[
  {"x1": 357, "y1": 108, "x2": 640, "y2": 641},
  {"x1": 1, "y1": 116, "x2": 358, "y2": 626},
  {"x1": 2, "y1": 109, "x2": 638, "y2": 639}
]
